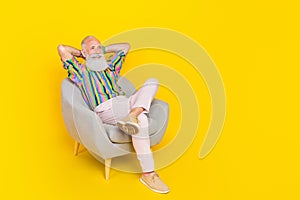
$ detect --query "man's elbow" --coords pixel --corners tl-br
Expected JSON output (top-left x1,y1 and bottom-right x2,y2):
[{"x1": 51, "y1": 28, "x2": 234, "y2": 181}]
[
  {"x1": 124, "y1": 43, "x2": 131, "y2": 54},
  {"x1": 125, "y1": 43, "x2": 130, "y2": 49},
  {"x1": 57, "y1": 44, "x2": 65, "y2": 53}
]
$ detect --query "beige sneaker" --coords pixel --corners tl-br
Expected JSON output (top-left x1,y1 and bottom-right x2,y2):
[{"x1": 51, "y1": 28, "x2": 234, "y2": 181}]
[
  {"x1": 116, "y1": 114, "x2": 140, "y2": 135},
  {"x1": 140, "y1": 172, "x2": 170, "y2": 194}
]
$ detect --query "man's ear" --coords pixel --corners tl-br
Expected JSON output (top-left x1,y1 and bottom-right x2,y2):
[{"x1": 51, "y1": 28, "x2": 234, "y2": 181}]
[{"x1": 81, "y1": 50, "x2": 87, "y2": 58}]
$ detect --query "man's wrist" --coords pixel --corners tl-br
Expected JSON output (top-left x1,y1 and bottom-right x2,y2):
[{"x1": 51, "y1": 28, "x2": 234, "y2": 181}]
[{"x1": 72, "y1": 49, "x2": 82, "y2": 58}]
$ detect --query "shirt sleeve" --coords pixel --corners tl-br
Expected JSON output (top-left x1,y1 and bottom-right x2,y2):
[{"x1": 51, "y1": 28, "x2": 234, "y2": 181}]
[
  {"x1": 62, "y1": 57, "x2": 83, "y2": 84},
  {"x1": 108, "y1": 50, "x2": 126, "y2": 75}
]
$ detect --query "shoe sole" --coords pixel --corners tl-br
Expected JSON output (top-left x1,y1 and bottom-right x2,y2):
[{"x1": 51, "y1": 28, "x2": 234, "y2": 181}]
[
  {"x1": 116, "y1": 121, "x2": 140, "y2": 135},
  {"x1": 139, "y1": 177, "x2": 170, "y2": 194}
]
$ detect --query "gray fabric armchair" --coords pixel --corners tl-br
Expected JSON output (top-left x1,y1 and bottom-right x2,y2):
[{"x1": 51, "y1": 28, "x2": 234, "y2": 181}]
[{"x1": 61, "y1": 77, "x2": 169, "y2": 179}]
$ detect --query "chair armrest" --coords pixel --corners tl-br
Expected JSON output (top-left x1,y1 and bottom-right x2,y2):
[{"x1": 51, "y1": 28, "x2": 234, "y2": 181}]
[
  {"x1": 148, "y1": 99, "x2": 169, "y2": 145},
  {"x1": 149, "y1": 99, "x2": 169, "y2": 126},
  {"x1": 117, "y1": 76, "x2": 136, "y2": 97}
]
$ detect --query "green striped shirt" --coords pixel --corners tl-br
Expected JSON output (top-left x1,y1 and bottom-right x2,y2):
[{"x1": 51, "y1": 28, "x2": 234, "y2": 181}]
[{"x1": 62, "y1": 50, "x2": 126, "y2": 110}]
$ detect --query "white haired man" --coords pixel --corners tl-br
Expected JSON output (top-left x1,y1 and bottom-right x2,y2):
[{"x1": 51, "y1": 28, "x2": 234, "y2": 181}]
[{"x1": 57, "y1": 36, "x2": 169, "y2": 194}]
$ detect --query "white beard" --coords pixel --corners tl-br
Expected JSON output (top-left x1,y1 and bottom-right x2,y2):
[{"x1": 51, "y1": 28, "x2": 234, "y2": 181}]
[{"x1": 85, "y1": 53, "x2": 109, "y2": 71}]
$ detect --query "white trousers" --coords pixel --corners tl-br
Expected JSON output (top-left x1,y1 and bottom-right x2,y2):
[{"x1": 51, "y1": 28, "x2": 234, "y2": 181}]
[{"x1": 94, "y1": 78, "x2": 159, "y2": 172}]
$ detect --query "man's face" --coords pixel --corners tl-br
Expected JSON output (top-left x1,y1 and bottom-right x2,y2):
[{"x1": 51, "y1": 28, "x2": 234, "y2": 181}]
[
  {"x1": 84, "y1": 38, "x2": 104, "y2": 56},
  {"x1": 83, "y1": 38, "x2": 108, "y2": 71}
]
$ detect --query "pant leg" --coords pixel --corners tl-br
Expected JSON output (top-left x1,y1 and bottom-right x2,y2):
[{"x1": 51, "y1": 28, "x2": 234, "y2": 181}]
[
  {"x1": 129, "y1": 78, "x2": 159, "y2": 113},
  {"x1": 95, "y1": 96, "x2": 129, "y2": 125},
  {"x1": 131, "y1": 112, "x2": 155, "y2": 172},
  {"x1": 95, "y1": 78, "x2": 159, "y2": 172},
  {"x1": 96, "y1": 78, "x2": 159, "y2": 122},
  {"x1": 129, "y1": 78, "x2": 159, "y2": 172},
  {"x1": 96, "y1": 96, "x2": 155, "y2": 172}
]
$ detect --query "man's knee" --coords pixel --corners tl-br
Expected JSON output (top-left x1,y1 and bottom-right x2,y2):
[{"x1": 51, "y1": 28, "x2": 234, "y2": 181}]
[
  {"x1": 137, "y1": 113, "x2": 149, "y2": 127},
  {"x1": 145, "y1": 78, "x2": 159, "y2": 86}
]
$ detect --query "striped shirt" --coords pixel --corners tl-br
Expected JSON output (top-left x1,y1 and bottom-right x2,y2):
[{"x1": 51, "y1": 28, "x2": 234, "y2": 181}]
[{"x1": 62, "y1": 50, "x2": 126, "y2": 110}]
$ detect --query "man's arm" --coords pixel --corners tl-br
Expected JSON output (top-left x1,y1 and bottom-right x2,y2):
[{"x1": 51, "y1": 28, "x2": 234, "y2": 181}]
[
  {"x1": 57, "y1": 45, "x2": 83, "y2": 62},
  {"x1": 104, "y1": 43, "x2": 130, "y2": 55}
]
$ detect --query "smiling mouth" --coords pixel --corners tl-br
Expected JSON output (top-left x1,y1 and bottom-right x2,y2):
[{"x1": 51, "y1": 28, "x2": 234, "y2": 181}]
[{"x1": 90, "y1": 54, "x2": 103, "y2": 59}]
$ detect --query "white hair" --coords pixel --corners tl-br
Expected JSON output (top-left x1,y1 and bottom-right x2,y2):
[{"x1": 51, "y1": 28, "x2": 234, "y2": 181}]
[{"x1": 81, "y1": 35, "x2": 97, "y2": 50}]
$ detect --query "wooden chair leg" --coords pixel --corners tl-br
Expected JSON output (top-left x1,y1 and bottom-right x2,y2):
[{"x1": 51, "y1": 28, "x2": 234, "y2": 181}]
[
  {"x1": 74, "y1": 141, "x2": 80, "y2": 156},
  {"x1": 105, "y1": 158, "x2": 112, "y2": 180}
]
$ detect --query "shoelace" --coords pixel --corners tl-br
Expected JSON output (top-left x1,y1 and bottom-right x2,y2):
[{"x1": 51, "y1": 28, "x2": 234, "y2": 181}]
[
  {"x1": 129, "y1": 114, "x2": 140, "y2": 123},
  {"x1": 151, "y1": 173, "x2": 160, "y2": 183}
]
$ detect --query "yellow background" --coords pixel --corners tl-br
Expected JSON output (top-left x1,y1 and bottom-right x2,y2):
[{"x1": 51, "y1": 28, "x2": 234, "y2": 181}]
[{"x1": 1, "y1": 0, "x2": 300, "y2": 199}]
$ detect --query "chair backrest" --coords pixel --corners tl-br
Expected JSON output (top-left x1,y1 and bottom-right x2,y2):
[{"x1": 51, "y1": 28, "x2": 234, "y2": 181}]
[
  {"x1": 61, "y1": 78, "x2": 87, "y2": 142},
  {"x1": 117, "y1": 76, "x2": 136, "y2": 97}
]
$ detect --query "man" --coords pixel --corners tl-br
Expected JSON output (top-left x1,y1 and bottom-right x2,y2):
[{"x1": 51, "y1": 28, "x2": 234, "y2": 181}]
[{"x1": 57, "y1": 36, "x2": 169, "y2": 194}]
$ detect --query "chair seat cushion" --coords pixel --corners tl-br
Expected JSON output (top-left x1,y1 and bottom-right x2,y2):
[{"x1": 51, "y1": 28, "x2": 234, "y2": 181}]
[{"x1": 104, "y1": 117, "x2": 158, "y2": 144}]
